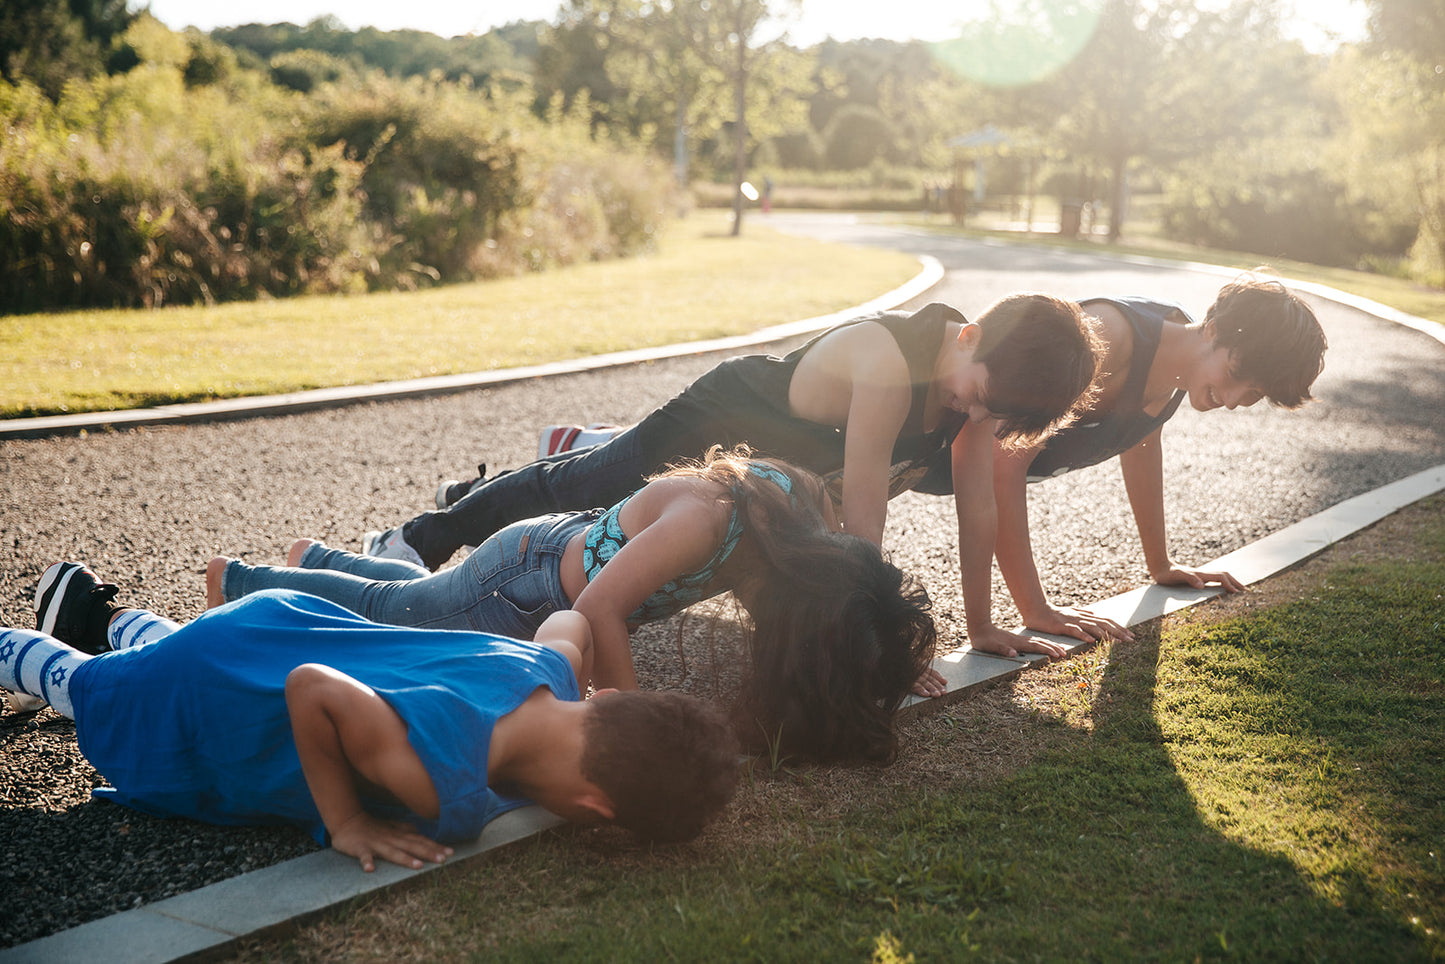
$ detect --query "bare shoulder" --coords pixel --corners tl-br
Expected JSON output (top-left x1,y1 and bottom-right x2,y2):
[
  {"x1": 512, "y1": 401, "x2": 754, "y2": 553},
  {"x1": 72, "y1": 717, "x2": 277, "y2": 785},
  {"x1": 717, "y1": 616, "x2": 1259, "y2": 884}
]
[
  {"x1": 1085, "y1": 300, "x2": 1133, "y2": 348},
  {"x1": 622, "y1": 474, "x2": 731, "y2": 536},
  {"x1": 796, "y1": 320, "x2": 909, "y2": 381},
  {"x1": 1082, "y1": 300, "x2": 1135, "y2": 393}
]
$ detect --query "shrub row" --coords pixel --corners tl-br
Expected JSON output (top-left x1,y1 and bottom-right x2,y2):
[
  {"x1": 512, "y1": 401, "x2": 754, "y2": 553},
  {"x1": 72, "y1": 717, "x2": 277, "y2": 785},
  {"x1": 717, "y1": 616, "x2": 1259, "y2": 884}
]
[{"x1": 0, "y1": 21, "x2": 673, "y2": 312}]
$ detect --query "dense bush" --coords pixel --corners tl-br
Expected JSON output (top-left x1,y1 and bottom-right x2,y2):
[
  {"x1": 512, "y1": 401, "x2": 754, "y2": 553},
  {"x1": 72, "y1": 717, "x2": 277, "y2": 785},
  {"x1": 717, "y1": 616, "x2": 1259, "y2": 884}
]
[
  {"x1": 1158, "y1": 164, "x2": 1417, "y2": 269},
  {"x1": 0, "y1": 16, "x2": 672, "y2": 311}
]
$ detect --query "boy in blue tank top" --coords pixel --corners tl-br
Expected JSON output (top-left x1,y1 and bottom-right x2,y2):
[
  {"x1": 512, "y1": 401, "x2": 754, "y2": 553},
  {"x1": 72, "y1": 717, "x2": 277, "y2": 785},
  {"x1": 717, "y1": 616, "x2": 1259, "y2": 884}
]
[{"x1": 4, "y1": 563, "x2": 740, "y2": 872}]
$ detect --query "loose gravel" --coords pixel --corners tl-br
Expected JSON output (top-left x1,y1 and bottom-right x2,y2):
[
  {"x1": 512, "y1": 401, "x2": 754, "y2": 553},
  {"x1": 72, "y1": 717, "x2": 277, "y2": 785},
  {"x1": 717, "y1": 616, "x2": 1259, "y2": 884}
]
[{"x1": 3, "y1": 224, "x2": 1442, "y2": 949}]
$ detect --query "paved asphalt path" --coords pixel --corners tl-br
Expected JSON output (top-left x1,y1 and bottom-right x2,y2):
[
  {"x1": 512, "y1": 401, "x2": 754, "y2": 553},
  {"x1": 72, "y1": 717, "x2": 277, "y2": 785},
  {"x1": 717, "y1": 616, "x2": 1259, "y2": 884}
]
[{"x1": 3, "y1": 213, "x2": 1443, "y2": 948}]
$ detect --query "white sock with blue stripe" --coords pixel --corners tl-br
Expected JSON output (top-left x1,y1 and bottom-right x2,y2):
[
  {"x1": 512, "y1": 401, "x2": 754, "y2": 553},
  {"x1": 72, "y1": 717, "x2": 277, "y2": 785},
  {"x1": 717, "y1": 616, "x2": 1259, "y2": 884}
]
[
  {"x1": 0, "y1": 627, "x2": 88, "y2": 719},
  {"x1": 107, "y1": 609, "x2": 180, "y2": 651}
]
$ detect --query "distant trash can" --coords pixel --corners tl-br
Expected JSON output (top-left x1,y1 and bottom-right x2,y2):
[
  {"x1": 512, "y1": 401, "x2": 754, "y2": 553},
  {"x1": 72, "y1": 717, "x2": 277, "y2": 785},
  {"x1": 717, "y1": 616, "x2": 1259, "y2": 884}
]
[{"x1": 1059, "y1": 201, "x2": 1083, "y2": 238}]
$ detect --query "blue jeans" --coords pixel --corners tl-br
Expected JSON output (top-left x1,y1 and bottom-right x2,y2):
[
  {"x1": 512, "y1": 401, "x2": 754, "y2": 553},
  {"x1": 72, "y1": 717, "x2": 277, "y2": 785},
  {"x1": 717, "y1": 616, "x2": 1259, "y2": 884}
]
[{"x1": 223, "y1": 512, "x2": 596, "y2": 640}]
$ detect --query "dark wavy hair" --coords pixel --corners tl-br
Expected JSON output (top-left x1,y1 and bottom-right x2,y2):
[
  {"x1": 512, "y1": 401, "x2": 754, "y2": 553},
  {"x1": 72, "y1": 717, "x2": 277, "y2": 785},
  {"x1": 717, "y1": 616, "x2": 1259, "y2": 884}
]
[
  {"x1": 1204, "y1": 277, "x2": 1327, "y2": 408},
  {"x1": 660, "y1": 447, "x2": 938, "y2": 765},
  {"x1": 972, "y1": 292, "x2": 1104, "y2": 450}
]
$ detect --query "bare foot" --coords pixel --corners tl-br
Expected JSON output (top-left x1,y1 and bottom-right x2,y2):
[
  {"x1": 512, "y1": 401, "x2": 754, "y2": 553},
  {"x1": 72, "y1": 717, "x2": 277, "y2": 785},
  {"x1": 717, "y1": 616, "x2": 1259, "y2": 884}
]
[
  {"x1": 206, "y1": 556, "x2": 231, "y2": 609},
  {"x1": 288, "y1": 539, "x2": 318, "y2": 567}
]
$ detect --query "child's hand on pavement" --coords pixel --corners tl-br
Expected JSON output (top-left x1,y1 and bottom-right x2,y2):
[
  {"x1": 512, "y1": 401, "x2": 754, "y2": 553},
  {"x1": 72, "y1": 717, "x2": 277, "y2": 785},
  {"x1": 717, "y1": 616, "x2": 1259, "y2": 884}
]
[
  {"x1": 910, "y1": 666, "x2": 947, "y2": 698},
  {"x1": 330, "y1": 812, "x2": 453, "y2": 873},
  {"x1": 1023, "y1": 604, "x2": 1133, "y2": 643},
  {"x1": 1152, "y1": 565, "x2": 1245, "y2": 594},
  {"x1": 967, "y1": 623, "x2": 1067, "y2": 660}
]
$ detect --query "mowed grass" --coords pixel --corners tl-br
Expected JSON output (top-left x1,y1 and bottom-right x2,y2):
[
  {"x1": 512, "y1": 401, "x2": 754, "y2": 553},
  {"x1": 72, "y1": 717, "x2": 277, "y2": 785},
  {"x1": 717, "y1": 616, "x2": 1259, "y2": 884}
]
[
  {"x1": 8, "y1": 209, "x2": 1444, "y2": 420},
  {"x1": 0, "y1": 211, "x2": 920, "y2": 419},
  {"x1": 233, "y1": 497, "x2": 1445, "y2": 962}
]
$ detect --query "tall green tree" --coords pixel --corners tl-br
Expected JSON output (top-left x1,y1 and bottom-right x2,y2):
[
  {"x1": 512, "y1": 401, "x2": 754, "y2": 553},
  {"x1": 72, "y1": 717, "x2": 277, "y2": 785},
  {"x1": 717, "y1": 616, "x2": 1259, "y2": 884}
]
[
  {"x1": 536, "y1": 0, "x2": 809, "y2": 235},
  {"x1": 1024, "y1": 0, "x2": 1307, "y2": 240},
  {"x1": 1348, "y1": 0, "x2": 1445, "y2": 282},
  {"x1": 1364, "y1": 0, "x2": 1445, "y2": 61}
]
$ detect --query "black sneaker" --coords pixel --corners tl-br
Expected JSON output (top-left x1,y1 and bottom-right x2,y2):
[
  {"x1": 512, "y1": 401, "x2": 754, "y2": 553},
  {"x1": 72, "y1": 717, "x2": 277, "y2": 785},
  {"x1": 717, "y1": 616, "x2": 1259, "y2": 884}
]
[{"x1": 33, "y1": 562, "x2": 120, "y2": 654}]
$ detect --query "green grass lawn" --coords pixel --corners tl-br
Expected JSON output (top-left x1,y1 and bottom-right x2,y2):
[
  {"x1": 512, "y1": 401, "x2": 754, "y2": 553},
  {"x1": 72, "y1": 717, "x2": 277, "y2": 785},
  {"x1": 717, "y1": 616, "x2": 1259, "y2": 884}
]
[
  {"x1": 232, "y1": 496, "x2": 1444, "y2": 961},
  {"x1": 8, "y1": 209, "x2": 1444, "y2": 421},
  {"x1": 0, "y1": 211, "x2": 920, "y2": 419}
]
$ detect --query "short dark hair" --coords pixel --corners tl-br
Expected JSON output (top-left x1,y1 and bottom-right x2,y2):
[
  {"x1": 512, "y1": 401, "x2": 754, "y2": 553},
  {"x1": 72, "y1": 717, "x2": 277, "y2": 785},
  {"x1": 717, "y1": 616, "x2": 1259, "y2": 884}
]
[
  {"x1": 581, "y1": 690, "x2": 740, "y2": 843},
  {"x1": 973, "y1": 292, "x2": 1103, "y2": 449},
  {"x1": 1204, "y1": 278, "x2": 1327, "y2": 408}
]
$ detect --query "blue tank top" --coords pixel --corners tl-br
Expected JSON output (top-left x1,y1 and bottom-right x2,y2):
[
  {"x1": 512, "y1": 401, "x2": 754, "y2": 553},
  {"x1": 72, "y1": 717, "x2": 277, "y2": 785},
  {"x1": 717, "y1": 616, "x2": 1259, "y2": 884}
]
[
  {"x1": 71, "y1": 590, "x2": 580, "y2": 845},
  {"x1": 581, "y1": 463, "x2": 794, "y2": 623}
]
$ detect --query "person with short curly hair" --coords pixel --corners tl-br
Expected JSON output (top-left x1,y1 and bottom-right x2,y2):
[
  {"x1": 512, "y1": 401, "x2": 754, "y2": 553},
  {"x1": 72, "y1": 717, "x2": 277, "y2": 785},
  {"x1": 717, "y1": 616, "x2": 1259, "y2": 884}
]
[{"x1": 8, "y1": 570, "x2": 740, "y2": 868}]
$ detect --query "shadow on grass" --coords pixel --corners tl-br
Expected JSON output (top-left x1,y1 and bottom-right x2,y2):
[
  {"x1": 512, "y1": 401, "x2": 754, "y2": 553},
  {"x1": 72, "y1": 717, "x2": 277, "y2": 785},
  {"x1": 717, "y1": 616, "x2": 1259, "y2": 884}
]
[
  {"x1": 464, "y1": 598, "x2": 1438, "y2": 962},
  {"x1": 711, "y1": 618, "x2": 1428, "y2": 962}
]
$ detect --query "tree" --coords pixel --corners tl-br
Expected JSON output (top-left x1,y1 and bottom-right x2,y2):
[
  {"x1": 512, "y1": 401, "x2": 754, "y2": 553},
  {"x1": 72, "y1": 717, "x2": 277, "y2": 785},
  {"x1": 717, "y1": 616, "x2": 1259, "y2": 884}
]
[
  {"x1": 1339, "y1": 0, "x2": 1445, "y2": 283},
  {"x1": 1363, "y1": 0, "x2": 1445, "y2": 62},
  {"x1": 0, "y1": 0, "x2": 136, "y2": 98},
  {"x1": 1023, "y1": 0, "x2": 1309, "y2": 241},
  {"x1": 535, "y1": 0, "x2": 808, "y2": 235},
  {"x1": 708, "y1": 0, "x2": 805, "y2": 235}
]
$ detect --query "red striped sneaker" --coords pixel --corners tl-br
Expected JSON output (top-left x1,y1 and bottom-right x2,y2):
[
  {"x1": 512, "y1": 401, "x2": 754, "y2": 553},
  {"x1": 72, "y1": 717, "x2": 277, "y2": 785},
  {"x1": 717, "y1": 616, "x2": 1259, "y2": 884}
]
[{"x1": 537, "y1": 423, "x2": 620, "y2": 459}]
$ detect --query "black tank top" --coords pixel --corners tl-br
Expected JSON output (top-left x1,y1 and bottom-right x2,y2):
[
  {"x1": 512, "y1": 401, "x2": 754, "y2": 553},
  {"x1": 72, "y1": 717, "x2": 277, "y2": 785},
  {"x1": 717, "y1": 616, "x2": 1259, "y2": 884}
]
[
  {"x1": 646, "y1": 302, "x2": 969, "y2": 502},
  {"x1": 909, "y1": 296, "x2": 1188, "y2": 494},
  {"x1": 1026, "y1": 296, "x2": 1187, "y2": 480}
]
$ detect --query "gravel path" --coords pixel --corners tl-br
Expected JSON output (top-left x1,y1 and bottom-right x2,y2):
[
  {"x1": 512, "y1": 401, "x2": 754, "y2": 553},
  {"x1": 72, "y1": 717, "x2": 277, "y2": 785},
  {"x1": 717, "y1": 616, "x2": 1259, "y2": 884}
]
[{"x1": 3, "y1": 217, "x2": 1443, "y2": 949}]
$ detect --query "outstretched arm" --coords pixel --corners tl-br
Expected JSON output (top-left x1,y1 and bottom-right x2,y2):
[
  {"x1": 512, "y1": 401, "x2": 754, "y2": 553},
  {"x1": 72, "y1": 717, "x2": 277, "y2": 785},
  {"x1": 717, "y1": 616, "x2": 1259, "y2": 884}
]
[
  {"x1": 286, "y1": 664, "x2": 452, "y2": 872},
  {"x1": 531, "y1": 610, "x2": 594, "y2": 692},
  {"x1": 788, "y1": 321, "x2": 913, "y2": 546},
  {"x1": 994, "y1": 443, "x2": 1132, "y2": 643},
  {"x1": 1119, "y1": 429, "x2": 1243, "y2": 593},
  {"x1": 953, "y1": 421, "x2": 1067, "y2": 659},
  {"x1": 571, "y1": 483, "x2": 728, "y2": 690},
  {"x1": 838, "y1": 373, "x2": 912, "y2": 545}
]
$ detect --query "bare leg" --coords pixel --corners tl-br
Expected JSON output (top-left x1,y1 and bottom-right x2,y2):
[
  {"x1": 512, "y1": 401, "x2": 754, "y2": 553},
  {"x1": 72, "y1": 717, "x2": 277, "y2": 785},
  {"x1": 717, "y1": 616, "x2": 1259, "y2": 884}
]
[
  {"x1": 206, "y1": 556, "x2": 230, "y2": 609},
  {"x1": 288, "y1": 539, "x2": 318, "y2": 567}
]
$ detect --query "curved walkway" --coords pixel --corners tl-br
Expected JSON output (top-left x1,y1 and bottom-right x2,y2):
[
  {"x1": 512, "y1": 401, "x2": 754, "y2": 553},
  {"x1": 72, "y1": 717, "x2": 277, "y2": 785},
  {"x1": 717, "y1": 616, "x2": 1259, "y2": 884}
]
[{"x1": 3, "y1": 216, "x2": 1443, "y2": 961}]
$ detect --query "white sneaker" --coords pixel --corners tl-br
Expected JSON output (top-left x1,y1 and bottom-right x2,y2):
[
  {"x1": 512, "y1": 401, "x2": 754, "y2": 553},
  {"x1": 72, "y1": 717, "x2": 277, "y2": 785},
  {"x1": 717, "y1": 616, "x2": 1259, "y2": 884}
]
[
  {"x1": 5, "y1": 689, "x2": 45, "y2": 714},
  {"x1": 362, "y1": 528, "x2": 426, "y2": 569}
]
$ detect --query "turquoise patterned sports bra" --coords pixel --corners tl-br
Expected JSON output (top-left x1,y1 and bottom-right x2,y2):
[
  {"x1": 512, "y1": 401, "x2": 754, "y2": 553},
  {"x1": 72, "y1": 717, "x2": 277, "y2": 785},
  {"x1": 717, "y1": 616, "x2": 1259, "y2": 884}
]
[{"x1": 581, "y1": 462, "x2": 794, "y2": 623}]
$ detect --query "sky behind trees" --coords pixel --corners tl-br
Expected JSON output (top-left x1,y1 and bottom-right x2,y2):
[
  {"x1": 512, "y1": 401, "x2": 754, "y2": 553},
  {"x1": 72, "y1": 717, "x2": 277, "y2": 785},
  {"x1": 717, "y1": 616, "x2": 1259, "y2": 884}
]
[{"x1": 142, "y1": 0, "x2": 1369, "y2": 51}]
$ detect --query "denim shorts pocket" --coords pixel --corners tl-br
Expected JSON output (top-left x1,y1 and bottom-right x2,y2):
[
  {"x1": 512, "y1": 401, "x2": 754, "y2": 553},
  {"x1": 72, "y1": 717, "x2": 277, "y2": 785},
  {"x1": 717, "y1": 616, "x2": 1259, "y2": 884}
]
[{"x1": 467, "y1": 567, "x2": 557, "y2": 638}]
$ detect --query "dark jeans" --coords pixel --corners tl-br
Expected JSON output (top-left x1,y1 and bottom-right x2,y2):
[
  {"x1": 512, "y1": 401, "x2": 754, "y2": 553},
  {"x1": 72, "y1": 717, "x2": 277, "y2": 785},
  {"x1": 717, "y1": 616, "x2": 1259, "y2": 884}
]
[
  {"x1": 400, "y1": 360, "x2": 854, "y2": 570},
  {"x1": 403, "y1": 422, "x2": 670, "y2": 570}
]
